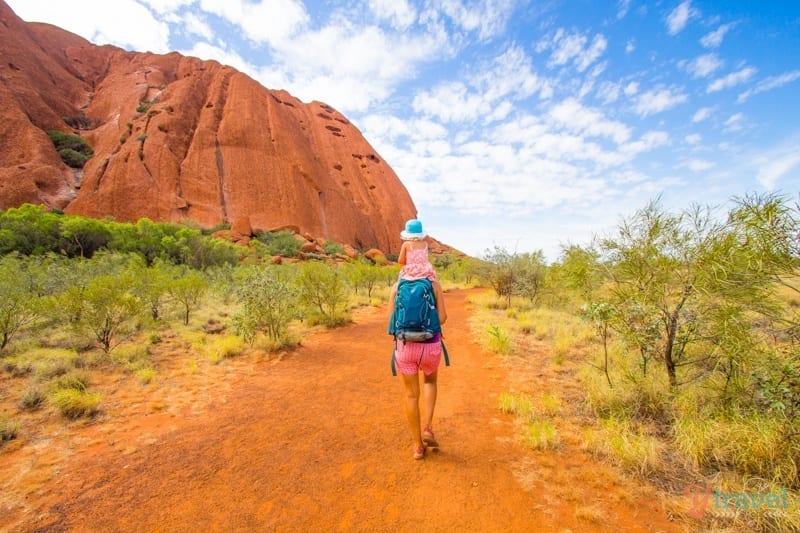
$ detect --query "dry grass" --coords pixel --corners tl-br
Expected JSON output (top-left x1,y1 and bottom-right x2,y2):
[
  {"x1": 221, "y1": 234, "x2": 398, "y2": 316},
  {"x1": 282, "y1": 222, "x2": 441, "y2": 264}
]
[
  {"x1": 522, "y1": 420, "x2": 560, "y2": 450},
  {"x1": 0, "y1": 414, "x2": 19, "y2": 443},
  {"x1": 582, "y1": 416, "x2": 668, "y2": 477}
]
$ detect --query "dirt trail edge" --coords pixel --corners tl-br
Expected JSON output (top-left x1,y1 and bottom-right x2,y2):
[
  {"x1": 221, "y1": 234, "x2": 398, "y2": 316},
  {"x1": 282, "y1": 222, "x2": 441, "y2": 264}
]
[{"x1": 24, "y1": 289, "x2": 681, "y2": 532}]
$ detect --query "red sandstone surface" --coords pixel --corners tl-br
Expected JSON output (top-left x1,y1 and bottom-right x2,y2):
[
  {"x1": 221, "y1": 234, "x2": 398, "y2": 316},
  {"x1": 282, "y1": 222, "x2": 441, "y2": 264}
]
[{"x1": 0, "y1": 0, "x2": 417, "y2": 254}]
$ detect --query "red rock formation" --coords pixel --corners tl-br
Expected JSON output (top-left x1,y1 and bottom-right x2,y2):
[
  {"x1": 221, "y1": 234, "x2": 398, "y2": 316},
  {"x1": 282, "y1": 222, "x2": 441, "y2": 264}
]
[{"x1": 0, "y1": 0, "x2": 418, "y2": 254}]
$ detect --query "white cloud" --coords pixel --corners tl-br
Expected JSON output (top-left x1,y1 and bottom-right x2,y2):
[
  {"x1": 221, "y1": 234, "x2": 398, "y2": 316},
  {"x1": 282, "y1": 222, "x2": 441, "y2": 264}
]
[
  {"x1": 412, "y1": 81, "x2": 486, "y2": 123},
  {"x1": 182, "y1": 41, "x2": 251, "y2": 72},
  {"x1": 755, "y1": 145, "x2": 800, "y2": 190},
  {"x1": 666, "y1": 1, "x2": 697, "y2": 35},
  {"x1": 633, "y1": 86, "x2": 688, "y2": 116},
  {"x1": 625, "y1": 39, "x2": 635, "y2": 53},
  {"x1": 539, "y1": 29, "x2": 607, "y2": 73},
  {"x1": 617, "y1": 0, "x2": 632, "y2": 19},
  {"x1": 692, "y1": 107, "x2": 713, "y2": 122},
  {"x1": 723, "y1": 113, "x2": 744, "y2": 132},
  {"x1": 737, "y1": 70, "x2": 800, "y2": 103},
  {"x1": 576, "y1": 35, "x2": 608, "y2": 72},
  {"x1": 549, "y1": 98, "x2": 631, "y2": 144},
  {"x1": 433, "y1": 0, "x2": 516, "y2": 40},
  {"x1": 597, "y1": 81, "x2": 622, "y2": 103},
  {"x1": 707, "y1": 66, "x2": 757, "y2": 93},
  {"x1": 139, "y1": 0, "x2": 195, "y2": 14},
  {"x1": 477, "y1": 45, "x2": 543, "y2": 102},
  {"x1": 685, "y1": 53, "x2": 723, "y2": 78},
  {"x1": 685, "y1": 133, "x2": 702, "y2": 144},
  {"x1": 368, "y1": 0, "x2": 417, "y2": 30},
  {"x1": 199, "y1": 0, "x2": 309, "y2": 47},
  {"x1": 685, "y1": 159, "x2": 714, "y2": 172},
  {"x1": 181, "y1": 11, "x2": 214, "y2": 41},
  {"x1": 8, "y1": 0, "x2": 172, "y2": 53},
  {"x1": 700, "y1": 22, "x2": 735, "y2": 48},
  {"x1": 624, "y1": 81, "x2": 639, "y2": 96}
]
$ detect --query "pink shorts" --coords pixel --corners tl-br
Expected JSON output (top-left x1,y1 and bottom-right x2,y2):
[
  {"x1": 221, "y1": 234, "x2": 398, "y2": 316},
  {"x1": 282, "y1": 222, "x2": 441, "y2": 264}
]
[{"x1": 394, "y1": 333, "x2": 442, "y2": 376}]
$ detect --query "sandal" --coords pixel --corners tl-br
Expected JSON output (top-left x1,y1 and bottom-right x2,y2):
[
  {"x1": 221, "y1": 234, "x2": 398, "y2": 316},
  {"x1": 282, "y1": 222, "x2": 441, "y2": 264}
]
[
  {"x1": 422, "y1": 425, "x2": 439, "y2": 447},
  {"x1": 413, "y1": 443, "x2": 426, "y2": 460}
]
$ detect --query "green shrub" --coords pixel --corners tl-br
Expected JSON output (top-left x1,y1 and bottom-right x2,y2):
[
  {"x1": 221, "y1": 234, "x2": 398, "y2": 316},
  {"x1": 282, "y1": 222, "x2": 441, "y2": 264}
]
[
  {"x1": 297, "y1": 261, "x2": 350, "y2": 327},
  {"x1": 256, "y1": 230, "x2": 301, "y2": 257},
  {"x1": 234, "y1": 266, "x2": 299, "y2": 344},
  {"x1": 323, "y1": 240, "x2": 345, "y2": 255},
  {"x1": 58, "y1": 148, "x2": 91, "y2": 168},
  {"x1": 47, "y1": 130, "x2": 93, "y2": 168}
]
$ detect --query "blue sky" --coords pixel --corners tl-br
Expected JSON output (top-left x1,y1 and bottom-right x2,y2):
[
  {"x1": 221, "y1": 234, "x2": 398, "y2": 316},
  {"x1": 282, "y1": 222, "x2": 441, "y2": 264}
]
[{"x1": 7, "y1": 0, "x2": 800, "y2": 259}]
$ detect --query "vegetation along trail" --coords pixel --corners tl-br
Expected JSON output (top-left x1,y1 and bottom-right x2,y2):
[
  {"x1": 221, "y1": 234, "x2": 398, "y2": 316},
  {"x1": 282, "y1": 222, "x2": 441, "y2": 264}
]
[{"x1": 17, "y1": 289, "x2": 678, "y2": 532}]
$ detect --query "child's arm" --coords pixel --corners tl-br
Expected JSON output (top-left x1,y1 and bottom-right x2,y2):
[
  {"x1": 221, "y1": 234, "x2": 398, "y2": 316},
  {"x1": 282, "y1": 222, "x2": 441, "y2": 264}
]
[{"x1": 398, "y1": 242, "x2": 408, "y2": 266}]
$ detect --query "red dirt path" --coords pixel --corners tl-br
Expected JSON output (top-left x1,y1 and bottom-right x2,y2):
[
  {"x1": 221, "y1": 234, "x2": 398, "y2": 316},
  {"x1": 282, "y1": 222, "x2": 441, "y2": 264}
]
[{"x1": 3, "y1": 289, "x2": 683, "y2": 532}]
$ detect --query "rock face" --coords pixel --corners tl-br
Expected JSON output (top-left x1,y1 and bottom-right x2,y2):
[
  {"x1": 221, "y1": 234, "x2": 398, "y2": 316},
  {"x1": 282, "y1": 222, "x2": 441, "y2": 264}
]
[{"x1": 0, "y1": 1, "x2": 417, "y2": 254}]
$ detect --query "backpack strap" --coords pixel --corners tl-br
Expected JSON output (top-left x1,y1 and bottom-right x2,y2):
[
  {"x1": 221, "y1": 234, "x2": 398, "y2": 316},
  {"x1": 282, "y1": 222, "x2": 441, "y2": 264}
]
[
  {"x1": 442, "y1": 340, "x2": 450, "y2": 367},
  {"x1": 391, "y1": 345, "x2": 398, "y2": 376}
]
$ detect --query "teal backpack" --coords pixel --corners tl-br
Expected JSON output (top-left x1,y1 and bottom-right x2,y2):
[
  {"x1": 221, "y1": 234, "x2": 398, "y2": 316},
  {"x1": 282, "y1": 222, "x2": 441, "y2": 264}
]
[{"x1": 388, "y1": 278, "x2": 450, "y2": 375}]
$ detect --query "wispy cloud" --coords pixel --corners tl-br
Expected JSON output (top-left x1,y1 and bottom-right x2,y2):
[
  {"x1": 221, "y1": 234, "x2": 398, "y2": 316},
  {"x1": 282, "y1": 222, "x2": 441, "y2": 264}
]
[
  {"x1": 692, "y1": 107, "x2": 713, "y2": 122},
  {"x1": 700, "y1": 22, "x2": 735, "y2": 48},
  {"x1": 666, "y1": 1, "x2": 697, "y2": 35},
  {"x1": 537, "y1": 29, "x2": 607, "y2": 73},
  {"x1": 549, "y1": 98, "x2": 631, "y2": 144},
  {"x1": 707, "y1": 66, "x2": 757, "y2": 93},
  {"x1": 632, "y1": 86, "x2": 688, "y2": 116},
  {"x1": 685, "y1": 159, "x2": 714, "y2": 172},
  {"x1": 367, "y1": 0, "x2": 417, "y2": 30},
  {"x1": 754, "y1": 142, "x2": 800, "y2": 189},
  {"x1": 616, "y1": 0, "x2": 632, "y2": 20},
  {"x1": 723, "y1": 113, "x2": 745, "y2": 132},
  {"x1": 737, "y1": 70, "x2": 800, "y2": 102},
  {"x1": 433, "y1": 0, "x2": 516, "y2": 40},
  {"x1": 684, "y1": 53, "x2": 723, "y2": 78}
]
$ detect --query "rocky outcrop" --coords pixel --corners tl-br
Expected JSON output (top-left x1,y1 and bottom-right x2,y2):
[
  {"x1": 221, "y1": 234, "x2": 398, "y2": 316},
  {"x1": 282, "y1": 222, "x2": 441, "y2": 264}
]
[{"x1": 0, "y1": 0, "x2": 418, "y2": 254}]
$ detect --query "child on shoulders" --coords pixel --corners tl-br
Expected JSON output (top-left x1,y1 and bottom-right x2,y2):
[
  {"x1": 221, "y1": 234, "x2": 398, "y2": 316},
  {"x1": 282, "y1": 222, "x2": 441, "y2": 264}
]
[{"x1": 398, "y1": 219, "x2": 437, "y2": 282}]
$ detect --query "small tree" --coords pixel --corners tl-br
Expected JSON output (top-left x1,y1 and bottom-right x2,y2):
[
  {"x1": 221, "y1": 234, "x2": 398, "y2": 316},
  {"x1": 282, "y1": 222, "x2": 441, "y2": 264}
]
[
  {"x1": 233, "y1": 267, "x2": 299, "y2": 344},
  {"x1": 130, "y1": 258, "x2": 173, "y2": 321},
  {"x1": 482, "y1": 246, "x2": 548, "y2": 307},
  {"x1": 0, "y1": 255, "x2": 42, "y2": 350},
  {"x1": 63, "y1": 271, "x2": 142, "y2": 353},
  {"x1": 297, "y1": 261, "x2": 350, "y2": 326},
  {"x1": 168, "y1": 268, "x2": 208, "y2": 325},
  {"x1": 596, "y1": 198, "x2": 784, "y2": 389}
]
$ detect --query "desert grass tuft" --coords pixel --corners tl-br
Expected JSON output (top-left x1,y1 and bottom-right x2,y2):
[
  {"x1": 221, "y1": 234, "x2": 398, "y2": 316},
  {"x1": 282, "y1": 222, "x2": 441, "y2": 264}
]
[
  {"x1": 52, "y1": 370, "x2": 91, "y2": 392},
  {"x1": 498, "y1": 392, "x2": 534, "y2": 417},
  {"x1": 522, "y1": 420, "x2": 560, "y2": 450},
  {"x1": 583, "y1": 416, "x2": 667, "y2": 477},
  {"x1": 673, "y1": 410, "x2": 796, "y2": 488},
  {"x1": 206, "y1": 335, "x2": 245, "y2": 363},
  {"x1": 135, "y1": 367, "x2": 157, "y2": 384},
  {"x1": 8, "y1": 348, "x2": 82, "y2": 381},
  {"x1": 487, "y1": 324, "x2": 512, "y2": 355},
  {"x1": 49, "y1": 388, "x2": 101, "y2": 419},
  {"x1": 0, "y1": 415, "x2": 19, "y2": 443},
  {"x1": 18, "y1": 386, "x2": 46, "y2": 410}
]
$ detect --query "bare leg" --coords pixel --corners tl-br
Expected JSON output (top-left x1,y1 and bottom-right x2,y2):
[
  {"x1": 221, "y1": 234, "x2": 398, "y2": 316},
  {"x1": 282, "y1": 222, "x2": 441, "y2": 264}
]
[
  {"x1": 422, "y1": 370, "x2": 438, "y2": 430},
  {"x1": 400, "y1": 372, "x2": 423, "y2": 449}
]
